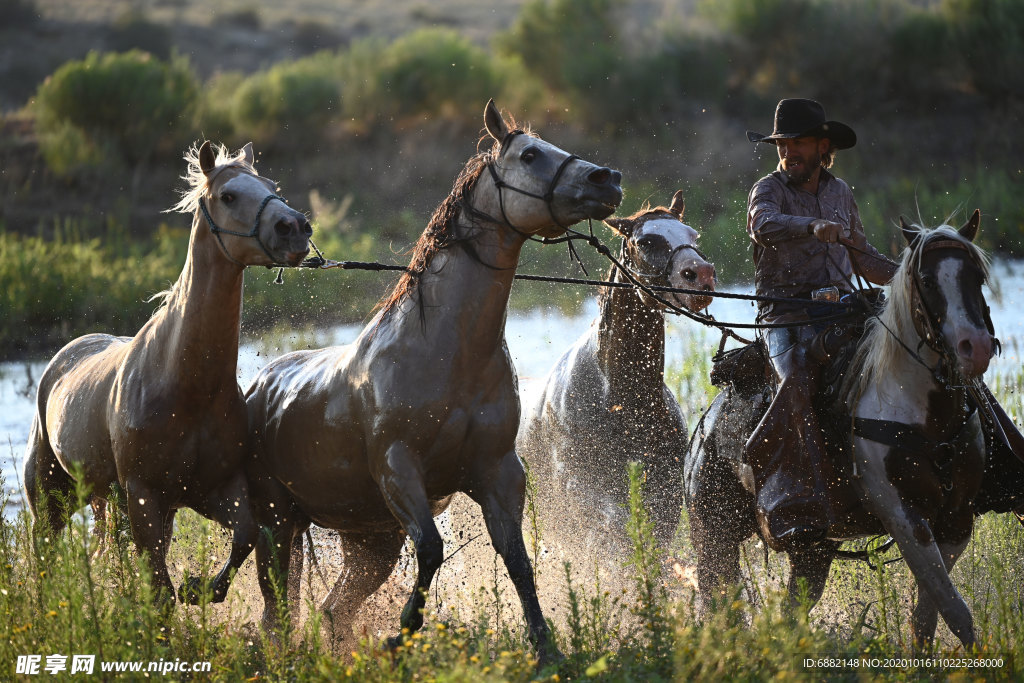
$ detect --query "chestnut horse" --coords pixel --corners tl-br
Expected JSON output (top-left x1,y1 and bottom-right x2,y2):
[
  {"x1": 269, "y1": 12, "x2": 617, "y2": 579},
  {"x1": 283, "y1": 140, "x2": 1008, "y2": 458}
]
[
  {"x1": 23, "y1": 141, "x2": 311, "y2": 603},
  {"x1": 244, "y1": 101, "x2": 621, "y2": 663},
  {"x1": 686, "y1": 211, "x2": 995, "y2": 649},
  {"x1": 518, "y1": 191, "x2": 716, "y2": 559}
]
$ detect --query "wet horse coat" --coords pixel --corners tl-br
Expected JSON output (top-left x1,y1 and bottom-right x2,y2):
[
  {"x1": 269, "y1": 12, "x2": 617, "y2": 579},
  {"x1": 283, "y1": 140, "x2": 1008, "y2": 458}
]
[
  {"x1": 518, "y1": 192, "x2": 716, "y2": 552},
  {"x1": 23, "y1": 141, "x2": 311, "y2": 602},
  {"x1": 685, "y1": 212, "x2": 995, "y2": 649},
  {"x1": 244, "y1": 100, "x2": 622, "y2": 662}
]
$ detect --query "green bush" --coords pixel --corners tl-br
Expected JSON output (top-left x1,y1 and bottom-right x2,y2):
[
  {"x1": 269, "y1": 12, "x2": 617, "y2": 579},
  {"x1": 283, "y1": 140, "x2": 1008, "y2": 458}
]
[
  {"x1": 943, "y1": 0, "x2": 1024, "y2": 104},
  {"x1": 231, "y1": 52, "x2": 342, "y2": 146},
  {"x1": 34, "y1": 51, "x2": 199, "y2": 175},
  {"x1": 496, "y1": 0, "x2": 621, "y2": 108},
  {"x1": 372, "y1": 28, "x2": 504, "y2": 124}
]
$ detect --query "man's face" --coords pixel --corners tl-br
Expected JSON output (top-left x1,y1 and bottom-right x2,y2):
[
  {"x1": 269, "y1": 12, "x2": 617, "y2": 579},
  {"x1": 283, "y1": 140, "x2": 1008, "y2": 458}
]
[{"x1": 776, "y1": 136, "x2": 830, "y2": 185}]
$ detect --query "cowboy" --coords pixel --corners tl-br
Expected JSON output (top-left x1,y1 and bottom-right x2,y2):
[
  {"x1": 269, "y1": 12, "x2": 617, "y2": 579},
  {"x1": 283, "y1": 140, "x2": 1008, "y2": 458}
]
[{"x1": 743, "y1": 98, "x2": 899, "y2": 551}]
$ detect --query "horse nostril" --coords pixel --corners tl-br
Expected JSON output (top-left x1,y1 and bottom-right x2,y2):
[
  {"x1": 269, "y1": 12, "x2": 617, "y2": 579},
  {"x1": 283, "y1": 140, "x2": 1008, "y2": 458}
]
[
  {"x1": 274, "y1": 219, "x2": 293, "y2": 238},
  {"x1": 587, "y1": 167, "x2": 612, "y2": 185},
  {"x1": 957, "y1": 338, "x2": 973, "y2": 359},
  {"x1": 302, "y1": 220, "x2": 313, "y2": 236}
]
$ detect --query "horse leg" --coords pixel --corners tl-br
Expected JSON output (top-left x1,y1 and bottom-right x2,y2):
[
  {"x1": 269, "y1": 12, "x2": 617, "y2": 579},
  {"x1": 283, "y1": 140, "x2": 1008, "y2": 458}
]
[
  {"x1": 287, "y1": 528, "x2": 306, "y2": 618},
  {"x1": 178, "y1": 473, "x2": 258, "y2": 604},
  {"x1": 911, "y1": 535, "x2": 971, "y2": 651},
  {"x1": 786, "y1": 541, "x2": 838, "y2": 611},
  {"x1": 376, "y1": 442, "x2": 444, "y2": 638},
  {"x1": 23, "y1": 414, "x2": 75, "y2": 533},
  {"x1": 468, "y1": 449, "x2": 561, "y2": 666},
  {"x1": 689, "y1": 506, "x2": 743, "y2": 615},
  {"x1": 866, "y1": 493, "x2": 976, "y2": 649},
  {"x1": 319, "y1": 530, "x2": 405, "y2": 651},
  {"x1": 124, "y1": 480, "x2": 175, "y2": 603}
]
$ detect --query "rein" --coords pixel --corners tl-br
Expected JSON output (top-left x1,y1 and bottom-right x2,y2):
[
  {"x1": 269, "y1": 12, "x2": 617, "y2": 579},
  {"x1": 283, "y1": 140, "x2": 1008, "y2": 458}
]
[
  {"x1": 301, "y1": 232, "x2": 856, "y2": 335},
  {"x1": 198, "y1": 194, "x2": 291, "y2": 269}
]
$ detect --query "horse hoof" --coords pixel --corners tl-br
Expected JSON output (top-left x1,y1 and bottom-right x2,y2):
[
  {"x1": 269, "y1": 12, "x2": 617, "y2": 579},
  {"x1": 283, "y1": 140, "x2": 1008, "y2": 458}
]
[
  {"x1": 536, "y1": 645, "x2": 565, "y2": 671},
  {"x1": 177, "y1": 577, "x2": 210, "y2": 605}
]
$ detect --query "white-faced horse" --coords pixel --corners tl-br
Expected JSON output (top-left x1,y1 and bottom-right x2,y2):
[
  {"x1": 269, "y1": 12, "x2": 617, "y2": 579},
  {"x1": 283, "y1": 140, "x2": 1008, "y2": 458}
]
[
  {"x1": 24, "y1": 141, "x2": 312, "y2": 603},
  {"x1": 518, "y1": 191, "x2": 716, "y2": 558},
  {"x1": 685, "y1": 211, "x2": 996, "y2": 649},
  {"x1": 244, "y1": 100, "x2": 622, "y2": 663}
]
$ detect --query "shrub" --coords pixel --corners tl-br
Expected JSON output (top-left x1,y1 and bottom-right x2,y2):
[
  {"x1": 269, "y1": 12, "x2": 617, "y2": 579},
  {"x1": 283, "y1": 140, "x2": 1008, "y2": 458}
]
[
  {"x1": 495, "y1": 0, "x2": 621, "y2": 104},
  {"x1": 371, "y1": 28, "x2": 503, "y2": 125},
  {"x1": 34, "y1": 51, "x2": 199, "y2": 176},
  {"x1": 231, "y1": 52, "x2": 342, "y2": 146}
]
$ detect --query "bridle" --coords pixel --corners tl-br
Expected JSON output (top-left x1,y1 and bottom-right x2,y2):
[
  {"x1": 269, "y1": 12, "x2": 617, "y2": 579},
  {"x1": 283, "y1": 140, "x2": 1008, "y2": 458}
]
[
  {"x1": 198, "y1": 192, "x2": 291, "y2": 267},
  {"x1": 907, "y1": 237, "x2": 998, "y2": 370},
  {"x1": 479, "y1": 130, "x2": 582, "y2": 237},
  {"x1": 618, "y1": 215, "x2": 710, "y2": 283}
]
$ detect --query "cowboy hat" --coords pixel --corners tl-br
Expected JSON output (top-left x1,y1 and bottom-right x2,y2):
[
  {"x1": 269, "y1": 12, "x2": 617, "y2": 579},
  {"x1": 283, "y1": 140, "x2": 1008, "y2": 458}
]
[{"x1": 746, "y1": 98, "x2": 856, "y2": 149}]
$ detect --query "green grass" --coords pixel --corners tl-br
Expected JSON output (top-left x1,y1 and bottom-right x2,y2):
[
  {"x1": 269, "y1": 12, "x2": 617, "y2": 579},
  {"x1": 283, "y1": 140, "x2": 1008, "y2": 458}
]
[{"x1": 5, "y1": 349, "x2": 1024, "y2": 680}]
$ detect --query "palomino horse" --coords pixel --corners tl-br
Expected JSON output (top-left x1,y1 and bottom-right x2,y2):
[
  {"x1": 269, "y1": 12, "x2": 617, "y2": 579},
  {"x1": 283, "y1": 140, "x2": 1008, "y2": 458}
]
[
  {"x1": 518, "y1": 191, "x2": 716, "y2": 556},
  {"x1": 24, "y1": 141, "x2": 311, "y2": 603},
  {"x1": 244, "y1": 100, "x2": 622, "y2": 662},
  {"x1": 685, "y1": 211, "x2": 996, "y2": 649}
]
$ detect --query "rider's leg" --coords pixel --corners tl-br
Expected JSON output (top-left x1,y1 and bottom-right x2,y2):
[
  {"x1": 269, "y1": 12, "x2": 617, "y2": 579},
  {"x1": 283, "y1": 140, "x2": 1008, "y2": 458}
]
[{"x1": 744, "y1": 325, "x2": 830, "y2": 551}]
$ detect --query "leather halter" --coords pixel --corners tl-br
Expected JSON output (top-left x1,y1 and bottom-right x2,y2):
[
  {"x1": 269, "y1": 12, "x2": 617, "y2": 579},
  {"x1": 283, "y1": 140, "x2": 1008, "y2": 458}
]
[
  {"x1": 482, "y1": 131, "x2": 581, "y2": 237},
  {"x1": 618, "y1": 213, "x2": 709, "y2": 282},
  {"x1": 198, "y1": 193, "x2": 290, "y2": 267},
  {"x1": 908, "y1": 238, "x2": 978, "y2": 358}
]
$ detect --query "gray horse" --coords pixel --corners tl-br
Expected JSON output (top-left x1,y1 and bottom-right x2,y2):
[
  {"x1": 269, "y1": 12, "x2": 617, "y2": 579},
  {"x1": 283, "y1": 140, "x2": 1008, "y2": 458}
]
[
  {"x1": 518, "y1": 192, "x2": 716, "y2": 563},
  {"x1": 244, "y1": 100, "x2": 622, "y2": 664}
]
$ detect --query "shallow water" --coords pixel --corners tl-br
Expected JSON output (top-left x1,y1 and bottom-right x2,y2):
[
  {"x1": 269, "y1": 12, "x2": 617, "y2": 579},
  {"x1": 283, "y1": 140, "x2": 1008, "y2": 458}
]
[{"x1": 3, "y1": 259, "x2": 1024, "y2": 516}]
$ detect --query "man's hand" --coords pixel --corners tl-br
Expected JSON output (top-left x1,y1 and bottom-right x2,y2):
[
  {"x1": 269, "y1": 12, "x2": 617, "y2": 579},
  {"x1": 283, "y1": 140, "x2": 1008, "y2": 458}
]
[{"x1": 809, "y1": 219, "x2": 843, "y2": 243}]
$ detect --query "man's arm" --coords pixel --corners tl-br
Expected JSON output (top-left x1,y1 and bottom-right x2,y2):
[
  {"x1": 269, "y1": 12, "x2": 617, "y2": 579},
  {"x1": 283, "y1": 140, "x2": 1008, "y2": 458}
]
[
  {"x1": 845, "y1": 197, "x2": 898, "y2": 285},
  {"x1": 746, "y1": 177, "x2": 816, "y2": 246}
]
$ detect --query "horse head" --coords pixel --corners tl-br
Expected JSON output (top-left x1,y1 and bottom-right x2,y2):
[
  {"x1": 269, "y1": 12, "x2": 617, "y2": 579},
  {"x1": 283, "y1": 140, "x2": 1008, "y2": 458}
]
[
  {"x1": 185, "y1": 140, "x2": 312, "y2": 267},
  {"x1": 477, "y1": 99, "x2": 622, "y2": 238},
  {"x1": 899, "y1": 209, "x2": 994, "y2": 378},
  {"x1": 604, "y1": 190, "x2": 717, "y2": 311}
]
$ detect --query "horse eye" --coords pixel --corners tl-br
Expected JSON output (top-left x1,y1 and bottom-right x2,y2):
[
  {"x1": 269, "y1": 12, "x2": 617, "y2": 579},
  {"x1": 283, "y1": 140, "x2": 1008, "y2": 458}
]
[
  {"x1": 220, "y1": 192, "x2": 235, "y2": 204},
  {"x1": 521, "y1": 148, "x2": 537, "y2": 164}
]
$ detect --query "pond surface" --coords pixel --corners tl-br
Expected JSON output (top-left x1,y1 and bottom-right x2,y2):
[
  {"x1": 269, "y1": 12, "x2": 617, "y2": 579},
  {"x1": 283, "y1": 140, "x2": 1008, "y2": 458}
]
[{"x1": 3, "y1": 260, "x2": 1023, "y2": 517}]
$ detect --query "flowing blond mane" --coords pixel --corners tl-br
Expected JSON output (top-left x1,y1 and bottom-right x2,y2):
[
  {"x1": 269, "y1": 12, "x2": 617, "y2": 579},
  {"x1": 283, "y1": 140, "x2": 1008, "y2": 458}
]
[
  {"x1": 165, "y1": 142, "x2": 258, "y2": 215},
  {"x1": 842, "y1": 220, "x2": 990, "y2": 406}
]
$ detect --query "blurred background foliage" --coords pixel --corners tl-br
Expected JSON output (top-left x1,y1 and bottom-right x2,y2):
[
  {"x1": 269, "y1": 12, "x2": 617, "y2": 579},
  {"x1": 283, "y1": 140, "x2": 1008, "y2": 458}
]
[{"x1": 1, "y1": 0, "x2": 1022, "y2": 358}]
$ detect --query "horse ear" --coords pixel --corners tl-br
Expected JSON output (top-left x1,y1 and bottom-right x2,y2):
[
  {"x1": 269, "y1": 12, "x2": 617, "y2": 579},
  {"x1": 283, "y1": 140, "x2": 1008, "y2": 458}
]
[
  {"x1": 959, "y1": 209, "x2": 981, "y2": 242},
  {"x1": 669, "y1": 190, "x2": 685, "y2": 218},
  {"x1": 604, "y1": 217, "x2": 633, "y2": 237},
  {"x1": 198, "y1": 140, "x2": 216, "y2": 175},
  {"x1": 241, "y1": 142, "x2": 255, "y2": 167},
  {"x1": 484, "y1": 99, "x2": 509, "y2": 144},
  {"x1": 899, "y1": 215, "x2": 919, "y2": 246}
]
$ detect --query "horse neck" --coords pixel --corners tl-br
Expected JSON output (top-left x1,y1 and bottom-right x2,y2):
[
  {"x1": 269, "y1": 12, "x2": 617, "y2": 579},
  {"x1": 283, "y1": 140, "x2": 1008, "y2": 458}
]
[
  {"x1": 405, "y1": 217, "x2": 524, "y2": 355},
  {"x1": 596, "y1": 263, "x2": 666, "y2": 402},
  {"x1": 147, "y1": 211, "x2": 245, "y2": 390}
]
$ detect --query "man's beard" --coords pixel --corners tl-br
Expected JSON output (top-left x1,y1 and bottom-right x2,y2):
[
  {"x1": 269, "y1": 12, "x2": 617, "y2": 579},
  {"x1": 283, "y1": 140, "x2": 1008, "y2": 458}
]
[{"x1": 782, "y1": 151, "x2": 822, "y2": 184}]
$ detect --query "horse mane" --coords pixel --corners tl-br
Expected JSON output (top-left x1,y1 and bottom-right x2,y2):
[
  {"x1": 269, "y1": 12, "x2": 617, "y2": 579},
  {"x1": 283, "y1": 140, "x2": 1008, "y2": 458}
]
[
  {"x1": 841, "y1": 220, "x2": 990, "y2": 406},
  {"x1": 376, "y1": 123, "x2": 536, "y2": 318},
  {"x1": 165, "y1": 142, "x2": 258, "y2": 215}
]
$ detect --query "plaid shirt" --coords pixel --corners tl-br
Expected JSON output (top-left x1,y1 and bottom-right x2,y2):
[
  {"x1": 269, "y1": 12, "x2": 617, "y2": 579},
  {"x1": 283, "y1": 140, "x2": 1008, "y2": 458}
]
[{"x1": 746, "y1": 166, "x2": 897, "y2": 318}]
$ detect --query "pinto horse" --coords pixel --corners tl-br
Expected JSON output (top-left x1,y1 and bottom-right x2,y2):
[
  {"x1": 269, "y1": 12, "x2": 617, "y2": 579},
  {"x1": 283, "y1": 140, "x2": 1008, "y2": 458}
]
[
  {"x1": 244, "y1": 100, "x2": 622, "y2": 662},
  {"x1": 24, "y1": 141, "x2": 312, "y2": 603},
  {"x1": 685, "y1": 211, "x2": 995, "y2": 649},
  {"x1": 518, "y1": 191, "x2": 716, "y2": 556}
]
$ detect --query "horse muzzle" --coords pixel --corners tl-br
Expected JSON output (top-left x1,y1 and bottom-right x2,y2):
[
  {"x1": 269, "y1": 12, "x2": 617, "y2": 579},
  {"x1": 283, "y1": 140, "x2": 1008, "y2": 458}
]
[
  {"x1": 955, "y1": 328, "x2": 994, "y2": 378},
  {"x1": 270, "y1": 213, "x2": 313, "y2": 265}
]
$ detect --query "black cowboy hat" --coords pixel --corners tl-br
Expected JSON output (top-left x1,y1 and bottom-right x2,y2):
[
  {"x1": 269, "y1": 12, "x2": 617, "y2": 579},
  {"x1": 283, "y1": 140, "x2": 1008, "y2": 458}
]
[{"x1": 746, "y1": 98, "x2": 856, "y2": 149}]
